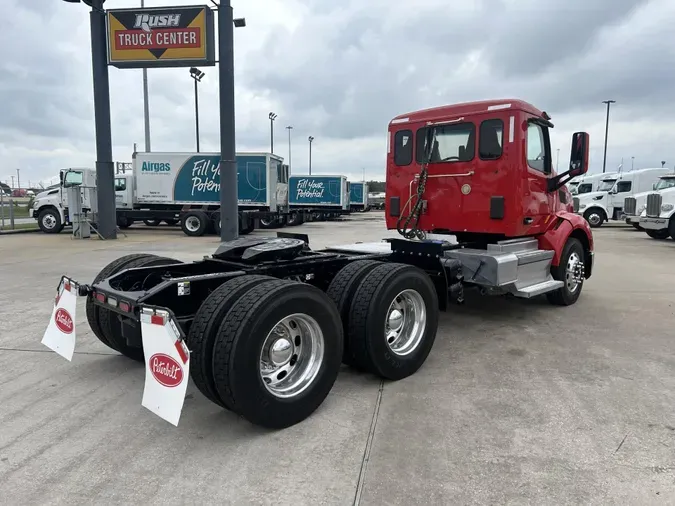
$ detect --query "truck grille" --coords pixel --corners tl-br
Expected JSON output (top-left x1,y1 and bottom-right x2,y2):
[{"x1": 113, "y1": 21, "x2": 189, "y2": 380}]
[
  {"x1": 623, "y1": 197, "x2": 637, "y2": 215},
  {"x1": 646, "y1": 193, "x2": 662, "y2": 217},
  {"x1": 572, "y1": 197, "x2": 580, "y2": 212}
]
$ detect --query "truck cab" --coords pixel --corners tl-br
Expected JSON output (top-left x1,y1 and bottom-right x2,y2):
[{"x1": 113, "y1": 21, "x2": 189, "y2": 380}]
[
  {"x1": 384, "y1": 99, "x2": 593, "y2": 303},
  {"x1": 574, "y1": 168, "x2": 673, "y2": 227},
  {"x1": 622, "y1": 173, "x2": 675, "y2": 228},
  {"x1": 32, "y1": 167, "x2": 97, "y2": 233},
  {"x1": 639, "y1": 177, "x2": 675, "y2": 240}
]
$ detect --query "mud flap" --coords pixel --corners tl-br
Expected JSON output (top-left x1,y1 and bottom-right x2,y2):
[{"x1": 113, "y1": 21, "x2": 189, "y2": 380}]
[
  {"x1": 42, "y1": 276, "x2": 78, "y2": 361},
  {"x1": 140, "y1": 307, "x2": 190, "y2": 426}
]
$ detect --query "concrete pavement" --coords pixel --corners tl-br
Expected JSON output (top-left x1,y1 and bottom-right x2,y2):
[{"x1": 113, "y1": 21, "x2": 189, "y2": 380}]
[{"x1": 1, "y1": 214, "x2": 674, "y2": 505}]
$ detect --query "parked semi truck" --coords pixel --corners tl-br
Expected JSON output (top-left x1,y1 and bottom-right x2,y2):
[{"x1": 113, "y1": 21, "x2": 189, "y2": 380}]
[
  {"x1": 621, "y1": 172, "x2": 675, "y2": 229},
  {"x1": 638, "y1": 178, "x2": 675, "y2": 240},
  {"x1": 42, "y1": 98, "x2": 593, "y2": 430},
  {"x1": 349, "y1": 181, "x2": 370, "y2": 211},
  {"x1": 573, "y1": 168, "x2": 672, "y2": 227},
  {"x1": 288, "y1": 175, "x2": 351, "y2": 220},
  {"x1": 32, "y1": 152, "x2": 294, "y2": 236}
]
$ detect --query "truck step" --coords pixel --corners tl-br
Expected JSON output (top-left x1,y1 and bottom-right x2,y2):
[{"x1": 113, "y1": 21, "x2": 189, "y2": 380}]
[
  {"x1": 487, "y1": 237, "x2": 538, "y2": 254},
  {"x1": 511, "y1": 279, "x2": 564, "y2": 298}
]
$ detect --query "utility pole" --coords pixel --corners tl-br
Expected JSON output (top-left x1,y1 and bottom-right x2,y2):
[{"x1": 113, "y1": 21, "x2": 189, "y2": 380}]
[
  {"x1": 16, "y1": 169, "x2": 20, "y2": 191},
  {"x1": 556, "y1": 149, "x2": 560, "y2": 171},
  {"x1": 141, "y1": 0, "x2": 151, "y2": 151},
  {"x1": 286, "y1": 125, "x2": 293, "y2": 174},
  {"x1": 269, "y1": 112, "x2": 277, "y2": 153},
  {"x1": 631, "y1": 156, "x2": 634, "y2": 170},
  {"x1": 308, "y1": 136, "x2": 314, "y2": 175},
  {"x1": 11, "y1": 176, "x2": 15, "y2": 189},
  {"x1": 601, "y1": 100, "x2": 616, "y2": 174}
]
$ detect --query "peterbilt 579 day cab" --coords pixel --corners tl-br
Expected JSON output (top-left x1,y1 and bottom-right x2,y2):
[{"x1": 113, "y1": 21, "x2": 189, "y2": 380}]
[
  {"x1": 573, "y1": 167, "x2": 672, "y2": 228},
  {"x1": 622, "y1": 173, "x2": 675, "y2": 229},
  {"x1": 42, "y1": 98, "x2": 593, "y2": 430},
  {"x1": 638, "y1": 181, "x2": 675, "y2": 240}
]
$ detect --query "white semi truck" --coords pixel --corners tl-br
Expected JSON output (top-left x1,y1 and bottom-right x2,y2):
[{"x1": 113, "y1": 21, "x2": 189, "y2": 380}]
[
  {"x1": 621, "y1": 173, "x2": 675, "y2": 229},
  {"x1": 572, "y1": 168, "x2": 673, "y2": 227},
  {"x1": 639, "y1": 182, "x2": 675, "y2": 240},
  {"x1": 32, "y1": 152, "x2": 297, "y2": 236}
]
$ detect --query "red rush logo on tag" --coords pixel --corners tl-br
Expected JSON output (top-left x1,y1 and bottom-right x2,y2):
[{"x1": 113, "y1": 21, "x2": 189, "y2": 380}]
[
  {"x1": 149, "y1": 354, "x2": 183, "y2": 387},
  {"x1": 54, "y1": 308, "x2": 74, "y2": 334}
]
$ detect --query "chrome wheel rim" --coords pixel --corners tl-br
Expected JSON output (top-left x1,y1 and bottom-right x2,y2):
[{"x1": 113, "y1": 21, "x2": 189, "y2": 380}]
[
  {"x1": 260, "y1": 217, "x2": 273, "y2": 226},
  {"x1": 566, "y1": 251, "x2": 584, "y2": 293},
  {"x1": 259, "y1": 313, "x2": 324, "y2": 398},
  {"x1": 384, "y1": 289, "x2": 427, "y2": 356},
  {"x1": 587, "y1": 213, "x2": 601, "y2": 226},
  {"x1": 185, "y1": 216, "x2": 201, "y2": 232},
  {"x1": 42, "y1": 214, "x2": 56, "y2": 229}
]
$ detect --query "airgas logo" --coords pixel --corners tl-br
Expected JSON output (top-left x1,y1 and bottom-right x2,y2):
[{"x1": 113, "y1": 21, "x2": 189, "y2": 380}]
[
  {"x1": 141, "y1": 161, "x2": 171, "y2": 173},
  {"x1": 134, "y1": 13, "x2": 181, "y2": 33}
]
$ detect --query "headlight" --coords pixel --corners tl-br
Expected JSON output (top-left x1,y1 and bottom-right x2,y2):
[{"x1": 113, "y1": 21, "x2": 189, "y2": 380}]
[
  {"x1": 662, "y1": 203, "x2": 674, "y2": 212},
  {"x1": 579, "y1": 204, "x2": 587, "y2": 209},
  {"x1": 33, "y1": 201, "x2": 39, "y2": 208},
  {"x1": 593, "y1": 196, "x2": 603, "y2": 201}
]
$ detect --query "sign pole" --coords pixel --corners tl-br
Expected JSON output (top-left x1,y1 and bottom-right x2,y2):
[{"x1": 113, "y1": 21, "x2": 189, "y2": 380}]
[
  {"x1": 90, "y1": 0, "x2": 117, "y2": 239},
  {"x1": 218, "y1": 1, "x2": 238, "y2": 242}
]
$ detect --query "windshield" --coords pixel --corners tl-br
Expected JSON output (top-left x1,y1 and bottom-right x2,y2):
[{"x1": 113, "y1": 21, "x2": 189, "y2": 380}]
[
  {"x1": 597, "y1": 179, "x2": 616, "y2": 192},
  {"x1": 655, "y1": 177, "x2": 675, "y2": 191},
  {"x1": 577, "y1": 183, "x2": 593, "y2": 194}
]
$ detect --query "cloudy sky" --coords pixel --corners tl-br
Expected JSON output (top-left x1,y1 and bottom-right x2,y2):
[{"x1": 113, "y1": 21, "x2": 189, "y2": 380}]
[{"x1": 1, "y1": 0, "x2": 674, "y2": 188}]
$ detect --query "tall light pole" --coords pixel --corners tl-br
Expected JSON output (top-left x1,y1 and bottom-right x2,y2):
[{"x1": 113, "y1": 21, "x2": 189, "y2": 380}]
[
  {"x1": 269, "y1": 112, "x2": 277, "y2": 153},
  {"x1": 286, "y1": 125, "x2": 293, "y2": 174},
  {"x1": 308, "y1": 136, "x2": 314, "y2": 175},
  {"x1": 16, "y1": 169, "x2": 20, "y2": 191},
  {"x1": 631, "y1": 156, "x2": 634, "y2": 170},
  {"x1": 141, "y1": 0, "x2": 150, "y2": 151},
  {"x1": 602, "y1": 100, "x2": 616, "y2": 174},
  {"x1": 189, "y1": 67, "x2": 205, "y2": 152},
  {"x1": 61, "y1": 0, "x2": 116, "y2": 239}
]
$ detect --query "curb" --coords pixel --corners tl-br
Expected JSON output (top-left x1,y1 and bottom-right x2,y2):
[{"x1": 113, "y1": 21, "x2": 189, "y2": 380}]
[{"x1": 0, "y1": 228, "x2": 41, "y2": 236}]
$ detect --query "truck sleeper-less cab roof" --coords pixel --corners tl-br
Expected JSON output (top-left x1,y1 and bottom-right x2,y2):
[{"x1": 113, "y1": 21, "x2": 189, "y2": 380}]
[{"x1": 386, "y1": 99, "x2": 579, "y2": 238}]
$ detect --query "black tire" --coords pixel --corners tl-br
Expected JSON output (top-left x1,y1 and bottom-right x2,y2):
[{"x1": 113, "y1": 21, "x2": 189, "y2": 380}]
[
  {"x1": 646, "y1": 229, "x2": 670, "y2": 240},
  {"x1": 212, "y1": 215, "x2": 221, "y2": 236},
  {"x1": 164, "y1": 219, "x2": 178, "y2": 226},
  {"x1": 98, "y1": 256, "x2": 181, "y2": 362},
  {"x1": 259, "y1": 215, "x2": 276, "y2": 229},
  {"x1": 143, "y1": 219, "x2": 162, "y2": 227},
  {"x1": 181, "y1": 210, "x2": 209, "y2": 236},
  {"x1": 583, "y1": 208, "x2": 605, "y2": 228},
  {"x1": 546, "y1": 237, "x2": 585, "y2": 306},
  {"x1": 211, "y1": 280, "x2": 343, "y2": 429},
  {"x1": 669, "y1": 217, "x2": 675, "y2": 240},
  {"x1": 117, "y1": 216, "x2": 133, "y2": 229},
  {"x1": 85, "y1": 254, "x2": 158, "y2": 351},
  {"x1": 347, "y1": 263, "x2": 439, "y2": 380},
  {"x1": 287, "y1": 211, "x2": 303, "y2": 226},
  {"x1": 326, "y1": 260, "x2": 383, "y2": 365},
  {"x1": 38, "y1": 207, "x2": 63, "y2": 234},
  {"x1": 187, "y1": 275, "x2": 276, "y2": 409}
]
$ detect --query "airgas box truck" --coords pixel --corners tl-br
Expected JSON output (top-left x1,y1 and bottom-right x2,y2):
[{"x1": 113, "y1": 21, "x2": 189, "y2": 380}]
[
  {"x1": 288, "y1": 175, "x2": 351, "y2": 220},
  {"x1": 32, "y1": 152, "x2": 295, "y2": 236},
  {"x1": 349, "y1": 181, "x2": 370, "y2": 211}
]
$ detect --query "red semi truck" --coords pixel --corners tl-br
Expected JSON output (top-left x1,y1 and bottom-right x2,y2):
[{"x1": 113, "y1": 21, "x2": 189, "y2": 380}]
[{"x1": 42, "y1": 98, "x2": 592, "y2": 430}]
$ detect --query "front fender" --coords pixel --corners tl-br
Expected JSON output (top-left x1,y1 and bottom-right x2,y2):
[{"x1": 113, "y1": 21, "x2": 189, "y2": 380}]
[{"x1": 538, "y1": 212, "x2": 594, "y2": 278}]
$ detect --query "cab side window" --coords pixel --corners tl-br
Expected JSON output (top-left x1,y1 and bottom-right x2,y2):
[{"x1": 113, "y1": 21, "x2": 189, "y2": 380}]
[
  {"x1": 526, "y1": 123, "x2": 547, "y2": 173},
  {"x1": 616, "y1": 181, "x2": 631, "y2": 193},
  {"x1": 394, "y1": 130, "x2": 413, "y2": 166},
  {"x1": 114, "y1": 178, "x2": 126, "y2": 191},
  {"x1": 479, "y1": 119, "x2": 503, "y2": 160}
]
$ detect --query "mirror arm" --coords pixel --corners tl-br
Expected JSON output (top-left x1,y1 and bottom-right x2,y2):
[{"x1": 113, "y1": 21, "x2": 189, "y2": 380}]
[{"x1": 547, "y1": 171, "x2": 576, "y2": 193}]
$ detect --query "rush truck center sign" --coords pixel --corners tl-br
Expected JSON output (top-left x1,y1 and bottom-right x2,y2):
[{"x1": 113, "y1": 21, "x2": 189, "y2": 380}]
[{"x1": 107, "y1": 5, "x2": 215, "y2": 69}]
